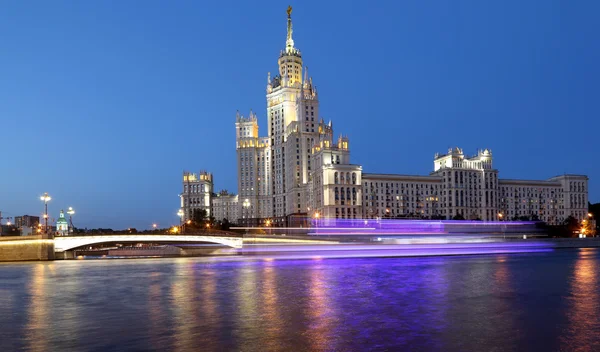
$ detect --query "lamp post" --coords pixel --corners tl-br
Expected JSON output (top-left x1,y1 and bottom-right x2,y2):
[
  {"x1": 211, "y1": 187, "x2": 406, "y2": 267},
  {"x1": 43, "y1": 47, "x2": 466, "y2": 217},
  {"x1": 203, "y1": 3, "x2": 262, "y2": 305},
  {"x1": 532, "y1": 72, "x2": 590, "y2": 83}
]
[
  {"x1": 67, "y1": 207, "x2": 75, "y2": 234},
  {"x1": 243, "y1": 199, "x2": 250, "y2": 227},
  {"x1": 152, "y1": 223, "x2": 158, "y2": 232},
  {"x1": 177, "y1": 209, "x2": 184, "y2": 233},
  {"x1": 40, "y1": 193, "x2": 51, "y2": 235}
]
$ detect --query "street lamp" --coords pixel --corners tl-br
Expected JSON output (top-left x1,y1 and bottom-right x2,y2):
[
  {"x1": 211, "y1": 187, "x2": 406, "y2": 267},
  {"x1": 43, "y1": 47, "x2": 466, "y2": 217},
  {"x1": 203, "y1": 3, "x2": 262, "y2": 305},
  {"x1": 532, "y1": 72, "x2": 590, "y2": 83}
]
[
  {"x1": 177, "y1": 209, "x2": 184, "y2": 232},
  {"x1": 67, "y1": 207, "x2": 75, "y2": 233},
  {"x1": 498, "y1": 213, "x2": 503, "y2": 221},
  {"x1": 40, "y1": 193, "x2": 51, "y2": 235},
  {"x1": 243, "y1": 199, "x2": 250, "y2": 227},
  {"x1": 152, "y1": 223, "x2": 158, "y2": 231}
]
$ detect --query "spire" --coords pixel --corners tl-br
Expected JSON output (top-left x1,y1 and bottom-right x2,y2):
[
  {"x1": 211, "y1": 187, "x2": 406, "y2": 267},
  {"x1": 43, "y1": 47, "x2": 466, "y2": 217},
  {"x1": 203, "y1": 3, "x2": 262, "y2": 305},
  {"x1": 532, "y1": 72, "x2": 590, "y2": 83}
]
[
  {"x1": 286, "y1": 5, "x2": 294, "y2": 53},
  {"x1": 303, "y1": 66, "x2": 308, "y2": 88}
]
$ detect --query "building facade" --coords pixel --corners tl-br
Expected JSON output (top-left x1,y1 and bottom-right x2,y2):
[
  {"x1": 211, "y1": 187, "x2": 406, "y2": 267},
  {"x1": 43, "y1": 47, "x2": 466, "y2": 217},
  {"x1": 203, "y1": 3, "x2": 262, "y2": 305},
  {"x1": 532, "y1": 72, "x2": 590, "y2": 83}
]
[
  {"x1": 180, "y1": 171, "x2": 213, "y2": 222},
  {"x1": 236, "y1": 7, "x2": 362, "y2": 226},
  {"x1": 14, "y1": 215, "x2": 40, "y2": 228},
  {"x1": 233, "y1": 7, "x2": 590, "y2": 227},
  {"x1": 56, "y1": 210, "x2": 69, "y2": 236},
  {"x1": 361, "y1": 148, "x2": 588, "y2": 225},
  {"x1": 212, "y1": 190, "x2": 240, "y2": 223},
  {"x1": 236, "y1": 111, "x2": 272, "y2": 225}
]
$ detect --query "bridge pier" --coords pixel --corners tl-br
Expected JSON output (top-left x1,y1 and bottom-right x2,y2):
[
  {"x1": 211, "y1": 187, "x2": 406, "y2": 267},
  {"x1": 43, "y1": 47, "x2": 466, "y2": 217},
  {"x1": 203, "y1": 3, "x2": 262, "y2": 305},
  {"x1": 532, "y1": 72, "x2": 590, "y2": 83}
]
[
  {"x1": 0, "y1": 236, "x2": 55, "y2": 261},
  {"x1": 55, "y1": 250, "x2": 75, "y2": 260}
]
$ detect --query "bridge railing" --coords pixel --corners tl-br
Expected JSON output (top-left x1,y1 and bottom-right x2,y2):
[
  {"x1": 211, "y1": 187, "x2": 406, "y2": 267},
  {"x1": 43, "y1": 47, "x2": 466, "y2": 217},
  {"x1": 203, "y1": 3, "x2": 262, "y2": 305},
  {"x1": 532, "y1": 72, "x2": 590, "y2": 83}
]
[{"x1": 56, "y1": 230, "x2": 243, "y2": 238}]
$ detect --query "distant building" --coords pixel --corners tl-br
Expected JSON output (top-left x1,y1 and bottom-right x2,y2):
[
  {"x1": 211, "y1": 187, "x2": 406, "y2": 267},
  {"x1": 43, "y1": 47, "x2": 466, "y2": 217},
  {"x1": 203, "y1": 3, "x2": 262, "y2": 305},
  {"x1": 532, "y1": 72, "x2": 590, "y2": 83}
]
[
  {"x1": 14, "y1": 215, "x2": 40, "y2": 228},
  {"x1": 56, "y1": 210, "x2": 69, "y2": 236},
  {"x1": 212, "y1": 190, "x2": 240, "y2": 224},
  {"x1": 180, "y1": 171, "x2": 213, "y2": 222}
]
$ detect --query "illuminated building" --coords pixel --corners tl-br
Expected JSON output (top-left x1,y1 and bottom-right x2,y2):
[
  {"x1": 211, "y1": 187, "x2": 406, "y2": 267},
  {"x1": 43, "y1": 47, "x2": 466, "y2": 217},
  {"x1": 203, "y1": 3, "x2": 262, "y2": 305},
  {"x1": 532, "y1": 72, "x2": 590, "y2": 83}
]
[
  {"x1": 236, "y1": 6, "x2": 362, "y2": 226},
  {"x1": 181, "y1": 171, "x2": 213, "y2": 221},
  {"x1": 55, "y1": 210, "x2": 69, "y2": 236},
  {"x1": 212, "y1": 190, "x2": 240, "y2": 223},
  {"x1": 235, "y1": 7, "x2": 589, "y2": 226},
  {"x1": 236, "y1": 111, "x2": 272, "y2": 225},
  {"x1": 362, "y1": 148, "x2": 589, "y2": 224}
]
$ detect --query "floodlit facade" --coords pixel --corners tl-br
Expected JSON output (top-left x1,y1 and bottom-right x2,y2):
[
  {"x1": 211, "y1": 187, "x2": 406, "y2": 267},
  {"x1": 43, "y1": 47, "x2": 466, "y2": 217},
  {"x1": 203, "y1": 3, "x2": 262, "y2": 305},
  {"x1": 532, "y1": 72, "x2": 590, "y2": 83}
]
[
  {"x1": 234, "y1": 7, "x2": 590, "y2": 226},
  {"x1": 236, "y1": 111, "x2": 272, "y2": 225},
  {"x1": 180, "y1": 171, "x2": 213, "y2": 221},
  {"x1": 212, "y1": 190, "x2": 240, "y2": 223},
  {"x1": 56, "y1": 210, "x2": 69, "y2": 236},
  {"x1": 236, "y1": 7, "x2": 361, "y2": 226},
  {"x1": 362, "y1": 148, "x2": 588, "y2": 225}
]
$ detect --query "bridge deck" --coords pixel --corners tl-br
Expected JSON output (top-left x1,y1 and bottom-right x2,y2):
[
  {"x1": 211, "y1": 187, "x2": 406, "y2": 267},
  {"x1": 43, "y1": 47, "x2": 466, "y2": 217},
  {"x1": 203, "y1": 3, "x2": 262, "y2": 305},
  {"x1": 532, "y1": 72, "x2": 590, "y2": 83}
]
[{"x1": 54, "y1": 234, "x2": 243, "y2": 252}]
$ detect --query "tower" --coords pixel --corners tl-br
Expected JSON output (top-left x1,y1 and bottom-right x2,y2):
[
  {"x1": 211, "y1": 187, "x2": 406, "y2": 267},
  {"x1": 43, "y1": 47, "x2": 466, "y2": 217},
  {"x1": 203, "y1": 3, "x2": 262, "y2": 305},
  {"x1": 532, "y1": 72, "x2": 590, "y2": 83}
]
[
  {"x1": 181, "y1": 171, "x2": 213, "y2": 221},
  {"x1": 236, "y1": 110, "x2": 272, "y2": 225},
  {"x1": 236, "y1": 6, "x2": 360, "y2": 226}
]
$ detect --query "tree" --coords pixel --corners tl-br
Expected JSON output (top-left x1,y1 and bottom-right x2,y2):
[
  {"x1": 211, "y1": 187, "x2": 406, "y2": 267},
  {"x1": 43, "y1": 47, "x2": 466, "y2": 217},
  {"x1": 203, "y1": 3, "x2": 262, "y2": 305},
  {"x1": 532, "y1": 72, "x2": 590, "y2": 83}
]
[
  {"x1": 192, "y1": 209, "x2": 208, "y2": 223},
  {"x1": 221, "y1": 218, "x2": 231, "y2": 231},
  {"x1": 582, "y1": 219, "x2": 595, "y2": 236},
  {"x1": 563, "y1": 216, "x2": 580, "y2": 237},
  {"x1": 452, "y1": 214, "x2": 465, "y2": 220}
]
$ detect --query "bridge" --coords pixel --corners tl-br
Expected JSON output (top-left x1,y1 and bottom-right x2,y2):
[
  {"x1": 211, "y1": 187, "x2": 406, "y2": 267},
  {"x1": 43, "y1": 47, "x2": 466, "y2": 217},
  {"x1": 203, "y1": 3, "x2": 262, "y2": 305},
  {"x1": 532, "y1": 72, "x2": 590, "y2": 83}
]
[{"x1": 54, "y1": 234, "x2": 243, "y2": 252}]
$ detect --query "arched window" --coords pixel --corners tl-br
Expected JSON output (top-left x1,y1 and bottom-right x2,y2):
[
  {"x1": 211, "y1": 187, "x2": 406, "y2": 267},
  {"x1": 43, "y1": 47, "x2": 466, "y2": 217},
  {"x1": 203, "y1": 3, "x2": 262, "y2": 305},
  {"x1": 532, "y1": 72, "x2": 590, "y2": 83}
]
[
  {"x1": 334, "y1": 172, "x2": 339, "y2": 184},
  {"x1": 346, "y1": 172, "x2": 351, "y2": 185},
  {"x1": 352, "y1": 172, "x2": 357, "y2": 185}
]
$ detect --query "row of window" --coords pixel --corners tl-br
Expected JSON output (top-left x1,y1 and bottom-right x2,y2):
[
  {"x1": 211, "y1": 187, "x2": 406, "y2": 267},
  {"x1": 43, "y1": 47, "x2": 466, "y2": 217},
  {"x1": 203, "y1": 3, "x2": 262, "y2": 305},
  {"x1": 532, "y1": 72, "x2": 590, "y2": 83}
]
[{"x1": 184, "y1": 184, "x2": 207, "y2": 193}]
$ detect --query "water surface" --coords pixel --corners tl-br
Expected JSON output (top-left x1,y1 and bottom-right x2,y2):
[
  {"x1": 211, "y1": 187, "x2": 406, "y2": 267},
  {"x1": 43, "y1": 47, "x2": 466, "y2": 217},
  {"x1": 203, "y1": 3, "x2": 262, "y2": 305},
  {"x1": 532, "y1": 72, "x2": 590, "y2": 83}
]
[{"x1": 0, "y1": 249, "x2": 599, "y2": 351}]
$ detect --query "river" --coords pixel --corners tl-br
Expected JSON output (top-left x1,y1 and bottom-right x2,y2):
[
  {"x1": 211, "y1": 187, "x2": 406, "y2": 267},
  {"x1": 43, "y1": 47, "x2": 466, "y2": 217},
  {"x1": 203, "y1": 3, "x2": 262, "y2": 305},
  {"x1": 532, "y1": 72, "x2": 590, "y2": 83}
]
[{"x1": 0, "y1": 248, "x2": 599, "y2": 351}]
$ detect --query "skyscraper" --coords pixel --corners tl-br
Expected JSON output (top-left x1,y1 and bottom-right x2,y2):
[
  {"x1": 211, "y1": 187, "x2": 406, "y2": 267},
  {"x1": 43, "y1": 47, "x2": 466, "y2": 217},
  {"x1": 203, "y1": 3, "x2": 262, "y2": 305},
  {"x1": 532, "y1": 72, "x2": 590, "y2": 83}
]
[
  {"x1": 235, "y1": 7, "x2": 589, "y2": 226},
  {"x1": 236, "y1": 7, "x2": 360, "y2": 226}
]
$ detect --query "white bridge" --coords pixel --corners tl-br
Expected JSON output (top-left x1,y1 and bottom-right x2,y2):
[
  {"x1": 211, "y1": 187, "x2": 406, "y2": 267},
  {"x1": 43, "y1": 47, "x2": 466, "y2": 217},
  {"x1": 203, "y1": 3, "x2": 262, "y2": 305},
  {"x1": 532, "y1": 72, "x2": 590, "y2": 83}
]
[{"x1": 54, "y1": 234, "x2": 243, "y2": 252}]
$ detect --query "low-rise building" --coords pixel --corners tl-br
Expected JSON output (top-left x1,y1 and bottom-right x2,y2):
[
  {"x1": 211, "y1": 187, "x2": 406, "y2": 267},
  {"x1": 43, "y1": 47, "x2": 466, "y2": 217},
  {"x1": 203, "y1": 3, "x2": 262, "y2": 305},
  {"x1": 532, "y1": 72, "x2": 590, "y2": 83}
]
[
  {"x1": 212, "y1": 190, "x2": 240, "y2": 223},
  {"x1": 360, "y1": 148, "x2": 588, "y2": 225}
]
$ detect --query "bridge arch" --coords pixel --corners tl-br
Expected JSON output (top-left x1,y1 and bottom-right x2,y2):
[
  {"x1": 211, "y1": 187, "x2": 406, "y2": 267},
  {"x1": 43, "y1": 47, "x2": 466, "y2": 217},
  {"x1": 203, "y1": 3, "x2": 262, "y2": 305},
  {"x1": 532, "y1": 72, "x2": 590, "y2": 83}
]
[{"x1": 54, "y1": 235, "x2": 243, "y2": 252}]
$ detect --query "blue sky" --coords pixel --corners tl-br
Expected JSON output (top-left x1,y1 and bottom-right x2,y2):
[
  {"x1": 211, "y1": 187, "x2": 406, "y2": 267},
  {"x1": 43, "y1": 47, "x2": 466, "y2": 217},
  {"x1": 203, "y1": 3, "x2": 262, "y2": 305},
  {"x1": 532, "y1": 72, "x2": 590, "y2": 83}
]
[{"x1": 0, "y1": 1, "x2": 598, "y2": 229}]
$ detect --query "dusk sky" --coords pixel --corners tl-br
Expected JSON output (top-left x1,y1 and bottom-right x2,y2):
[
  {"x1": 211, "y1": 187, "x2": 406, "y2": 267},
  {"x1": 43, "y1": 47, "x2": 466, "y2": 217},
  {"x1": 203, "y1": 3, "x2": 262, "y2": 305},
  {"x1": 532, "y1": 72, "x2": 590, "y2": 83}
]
[{"x1": 0, "y1": 1, "x2": 598, "y2": 229}]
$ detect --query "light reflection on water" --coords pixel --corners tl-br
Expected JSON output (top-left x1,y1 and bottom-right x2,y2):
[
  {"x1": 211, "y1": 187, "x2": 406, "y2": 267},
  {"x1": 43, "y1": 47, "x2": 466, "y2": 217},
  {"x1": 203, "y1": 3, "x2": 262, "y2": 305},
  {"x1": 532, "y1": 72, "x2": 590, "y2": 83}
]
[
  {"x1": 561, "y1": 249, "x2": 600, "y2": 352},
  {"x1": 0, "y1": 249, "x2": 599, "y2": 351}
]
